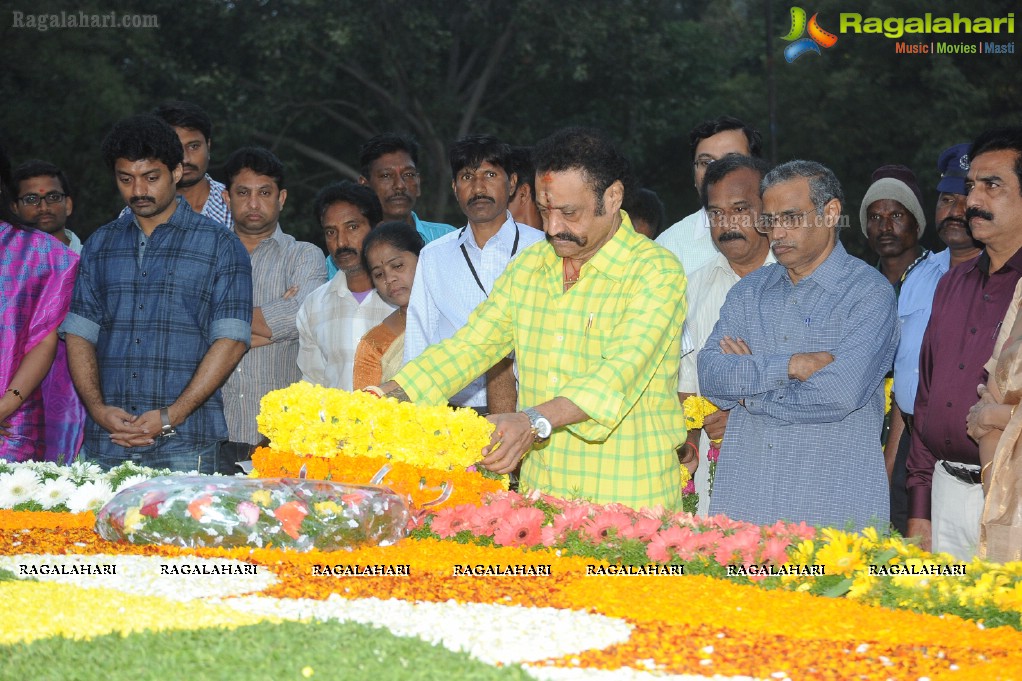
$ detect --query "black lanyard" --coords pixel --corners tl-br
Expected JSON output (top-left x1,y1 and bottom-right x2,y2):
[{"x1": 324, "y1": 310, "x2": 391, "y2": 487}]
[{"x1": 459, "y1": 221, "x2": 520, "y2": 297}]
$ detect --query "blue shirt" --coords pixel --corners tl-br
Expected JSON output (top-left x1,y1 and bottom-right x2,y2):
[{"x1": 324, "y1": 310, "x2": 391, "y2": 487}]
[
  {"x1": 61, "y1": 199, "x2": 252, "y2": 457},
  {"x1": 697, "y1": 242, "x2": 899, "y2": 531},
  {"x1": 892, "y1": 249, "x2": 951, "y2": 414},
  {"x1": 325, "y1": 211, "x2": 455, "y2": 281}
]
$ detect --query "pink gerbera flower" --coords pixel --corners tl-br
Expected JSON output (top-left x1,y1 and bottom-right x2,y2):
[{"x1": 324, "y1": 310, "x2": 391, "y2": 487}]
[
  {"x1": 760, "y1": 536, "x2": 793, "y2": 565},
  {"x1": 493, "y1": 507, "x2": 545, "y2": 547},
  {"x1": 430, "y1": 503, "x2": 475, "y2": 539},
  {"x1": 582, "y1": 511, "x2": 633, "y2": 543},
  {"x1": 552, "y1": 505, "x2": 591, "y2": 535},
  {"x1": 647, "y1": 525, "x2": 700, "y2": 563},
  {"x1": 469, "y1": 498, "x2": 513, "y2": 537},
  {"x1": 621, "y1": 515, "x2": 662, "y2": 541}
]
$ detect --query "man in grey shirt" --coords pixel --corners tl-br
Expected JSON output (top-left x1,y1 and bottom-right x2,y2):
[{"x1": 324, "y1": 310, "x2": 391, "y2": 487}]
[{"x1": 220, "y1": 147, "x2": 326, "y2": 471}]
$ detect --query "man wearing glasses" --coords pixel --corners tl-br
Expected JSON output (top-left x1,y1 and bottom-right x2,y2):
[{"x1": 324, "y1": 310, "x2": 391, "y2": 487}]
[
  {"x1": 656, "y1": 116, "x2": 763, "y2": 277},
  {"x1": 697, "y1": 160, "x2": 899, "y2": 531},
  {"x1": 12, "y1": 160, "x2": 80, "y2": 253}
]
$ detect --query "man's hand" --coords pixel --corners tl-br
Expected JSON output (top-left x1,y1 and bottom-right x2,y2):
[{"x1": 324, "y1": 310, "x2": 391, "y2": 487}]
[
  {"x1": 702, "y1": 408, "x2": 729, "y2": 441},
  {"x1": 93, "y1": 404, "x2": 153, "y2": 449},
  {"x1": 481, "y1": 412, "x2": 535, "y2": 475},
  {"x1": 788, "y1": 351, "x2": 834, "y2": 381},
  {"x1": 282, "y1": 285, "x2": 299, "y2": 299},
  {"x1": 719, "y1": 336, "x2": 752, "y2": 355},
  {"x1": 907, "y1": 517, "x2": 932, "y2": 552}
]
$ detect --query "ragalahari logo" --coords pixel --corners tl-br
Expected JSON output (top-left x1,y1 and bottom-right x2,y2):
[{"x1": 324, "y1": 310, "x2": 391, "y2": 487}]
[{"x1": 781, "y1": 7, "x2": 838, "y2": 62}]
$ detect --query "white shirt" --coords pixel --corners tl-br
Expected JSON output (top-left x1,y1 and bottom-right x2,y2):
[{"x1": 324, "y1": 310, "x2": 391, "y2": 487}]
[
  {"x1": 404, "y1": 212, "x2": 545, "y2": 407},
  {"x1": 655, "y1": 208, "x2": 719, "y2": 276},
  {"x1": 679, "y1": 250, "x2": 776, "y2": 393},
  {"x1": 297, "y1": 275, "x2": 396, "y2": 391}
]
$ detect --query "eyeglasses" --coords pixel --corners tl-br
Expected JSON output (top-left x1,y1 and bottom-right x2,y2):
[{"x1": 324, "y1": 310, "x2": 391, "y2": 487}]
[
  {"x1": 18, "y1": 192, "x2": 67, "y2": 206},
  {"x1": 756, "y1": 209, "x2": 816, "y2": 234}
]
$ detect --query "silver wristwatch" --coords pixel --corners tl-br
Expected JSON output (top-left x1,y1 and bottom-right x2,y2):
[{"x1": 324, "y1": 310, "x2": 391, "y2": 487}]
[
  {"x1": 523, "y1": 407, "x2": 552, "y2": 442},
  {"x1": 159, "y1": 407, "x2": 177, "y2": 438}
]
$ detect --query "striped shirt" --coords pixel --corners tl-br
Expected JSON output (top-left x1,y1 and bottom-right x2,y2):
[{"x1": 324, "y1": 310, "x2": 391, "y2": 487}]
[
  {"x1": 698, "y1": 242, "x2": 899, "y2": 531},
  {"x1": 404, "y1": 212, "x2": 545, "y2": 407},
  {"x1": 394, "y1": 213, "x2": 688, "y2": 510},
  {"x1": 297, "y1": 275, "x2": 396, "y2": 391},
  {"x1": 223, "y1": 226, "x2": 326, "y2": 444},
  {"x1": 60, "y1": 199, "x2": 252, "y2": 459}
]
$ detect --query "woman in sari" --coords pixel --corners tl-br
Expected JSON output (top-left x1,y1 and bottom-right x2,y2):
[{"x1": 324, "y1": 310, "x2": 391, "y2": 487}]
[
  {"x1": 967, "y1": 279, "x2": 1022, "y2": 563},
  {"x1": 352, "y1": 222, "x2": 424, "y2": 391},
  {"x1": 0, "y1": 147, "x2": 79, "y2": 462}
]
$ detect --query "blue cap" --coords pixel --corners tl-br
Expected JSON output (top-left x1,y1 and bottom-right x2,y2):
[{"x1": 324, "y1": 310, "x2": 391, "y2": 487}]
[{"x1": 936, "y1": 143, "x2": 970, "y2": 195}]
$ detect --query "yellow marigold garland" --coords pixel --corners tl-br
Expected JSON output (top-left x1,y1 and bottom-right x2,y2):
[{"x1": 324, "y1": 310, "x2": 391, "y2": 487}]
[{"x1": 257, "y1": 382, "x2": 494, "y2": 468}]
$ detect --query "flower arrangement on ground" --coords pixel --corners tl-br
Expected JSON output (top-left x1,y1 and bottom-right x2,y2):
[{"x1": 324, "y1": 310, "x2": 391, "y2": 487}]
[
  {"x1": 256, "y1": 382, "x2": 494, "y2": 468},
  {"x1": 96, "y1": 475, "x2": 411, "y2": 551},
  {"x1": 0, "y1": 460, "x2": 178, "y2": 513}
]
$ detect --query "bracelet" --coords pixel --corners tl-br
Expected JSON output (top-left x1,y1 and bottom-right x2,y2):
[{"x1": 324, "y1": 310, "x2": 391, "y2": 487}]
[
  {"x1": 981, "y1": 461, "x2": 993, "y2": 486},
  {"x1": 5, "y1": 388, "x2": 22, "y2": 402},
  {"x1": 362, "y1": 385, "x2": 385, "y2": 398},
  {"x1": 676, "y1": 441, "x2": 698, "y2": 464}
]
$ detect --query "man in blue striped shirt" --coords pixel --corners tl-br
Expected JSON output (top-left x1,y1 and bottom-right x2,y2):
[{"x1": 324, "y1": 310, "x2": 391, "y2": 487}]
[
  {"x1": 698, "y1": 160, "x2": 898, "y2": 531},
  {"x1": 62, "y1": 115, "x2": 252, "y2": 473}
]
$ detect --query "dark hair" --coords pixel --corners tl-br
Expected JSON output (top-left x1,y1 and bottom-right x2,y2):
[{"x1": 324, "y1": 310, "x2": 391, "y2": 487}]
[
  {"x1": 623, "y1": 188, "x2": 666, "y2": 237},
  {"x1": 222, "y1": 146, "x2": 286, "y2": 190},
  {"x1": 101, "y1": 114, "x2": 184, "y2": 172},
  {"x1": 359, "y1": 133, "x2": 419, "y2": 176},
  {"x1": 689, "y1": 116, "x2": 763, "y2": 161},
  {"x1": 532, "y1": 127, "x2": 633, "y2": 213},
  {"x1": 448, "y1": 134, "x2": 513, "y2": 180},
  {"x1": 970, "y1": 126, "x2": 1022, "y2": 197},
  {"x1": 0, "y1": 138, "x2": 25, "y2": 228},
  {"x1": 762, "y1": 160, "x2": 844, "y2": 219},
  {"x1": 152, "y1": 100, "x2": 213, "y2": 141},
  {"x1": 313, "y1": 180, "x2": 383, "y2": 227},
  {"x1": 508, "y1": 146, "x2": 535, "y2": 198},
  {"x1": 12, "y1": 159, "x2": 73, "y2": 197},
  {"x1": 700, "y1": 154, "x2": 772, "y2": 210},
  {"x1": 360, "y1": 220, "x2": 425, "y2": 273}
]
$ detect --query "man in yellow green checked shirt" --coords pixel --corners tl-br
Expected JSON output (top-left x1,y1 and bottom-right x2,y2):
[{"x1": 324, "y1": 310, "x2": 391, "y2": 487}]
[{"x1": 380, "y1": 127, "x2": 688, "y2": 511}]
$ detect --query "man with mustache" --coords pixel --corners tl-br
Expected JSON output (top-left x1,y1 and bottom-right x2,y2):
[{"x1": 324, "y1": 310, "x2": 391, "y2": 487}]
[
  {"x1": 153, "y1": 101, "x2": 232, "y2": 229},
  {"x1": 657, "y1": 116, "x2": 763, "y2": 276},
  {"x1": 697, "y1": 160, "x2": 898, "y2": 531},
  {"x1": 380, "y1": 127, "x2": 689, "y2": 511},
  {"x1": 908, "y1": 128, "x2": 1022, "y2": 558},
  {"x1": 219, "y1": 147, "x2": 325, "y2": 472},
  {"x1": 676, "y1": 154, "x2": 773, "y2": 514},
  {"x1": 403, "y1": 135, "x2": 544, "y2": 415},
  {"x1": 354, "y1": 133, "x2": 453, "y2": 266},
  {"x1": 860, "y1": 165, "x2": 929, "y2": 289},
  {"x1": 886, "y1": 144, "x2": 981, "y2": 536},
  {"x1": 61, "y1": 115, "x2": 252, "y2": 473},
  {"x1": 297, "y1": 181, "x2": 395, "y2": 390}
]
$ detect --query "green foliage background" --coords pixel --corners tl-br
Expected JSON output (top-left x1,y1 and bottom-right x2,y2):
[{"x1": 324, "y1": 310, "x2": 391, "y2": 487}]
[{"x1": 1, "y1": 0, "x2": 1017, "y2": 259}]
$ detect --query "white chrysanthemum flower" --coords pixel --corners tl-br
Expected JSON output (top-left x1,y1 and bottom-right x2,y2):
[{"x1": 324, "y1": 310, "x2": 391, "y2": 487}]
[
  {"x1": 67, "y1": 460, "x2": 103, "y2": 484},
  {"x1": 0, "y1": 468, "x2": 43, "y2": 508},
  {"x1": 34, "y1": 477, "x2": 78, "y2": 510},
  {"x1": 114, "y1": 474, "x2": 151, "y2": 492},
  {"x1": 66, "y1": 479, "x2": 115, "y2": 513}
]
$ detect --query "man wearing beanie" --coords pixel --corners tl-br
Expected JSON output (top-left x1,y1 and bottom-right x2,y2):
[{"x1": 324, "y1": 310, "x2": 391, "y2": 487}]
[
  {"x1": 860, "y1": 164, "x2": 928, "y2": 290},
  {"x1": 886, "y1": 145, "x2": 982, "y2": 537},
  {"x1": 907, "y1": 127, "x2": 1022, "y2": 559}
]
